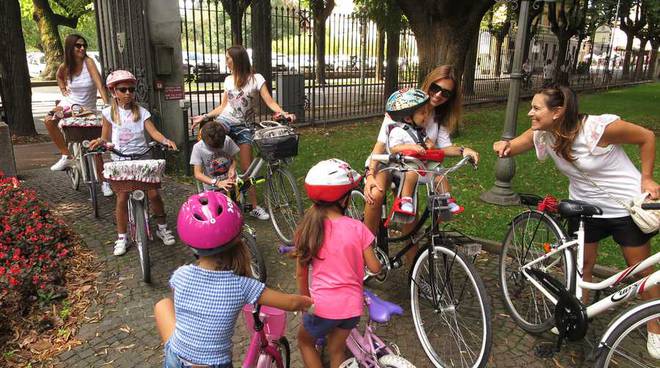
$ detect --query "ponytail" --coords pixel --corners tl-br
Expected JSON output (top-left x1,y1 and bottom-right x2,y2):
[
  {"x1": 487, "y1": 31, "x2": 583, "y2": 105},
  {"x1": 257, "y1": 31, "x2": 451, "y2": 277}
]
[
  {"x1": 535, "y1": 83, "x2": 583, "y2": 162},
  {"x1": 294, "y1": 203, "x2": 333, "y2": 266}
]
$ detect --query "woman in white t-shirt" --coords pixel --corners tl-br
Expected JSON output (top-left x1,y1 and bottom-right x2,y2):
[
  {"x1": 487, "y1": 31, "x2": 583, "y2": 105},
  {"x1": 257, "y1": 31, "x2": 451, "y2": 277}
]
[
  {"x1": 492, "y1": 84, "x2": 659, "y2": 356},
  {"x1": 363, "y1": 65, "x2": 479, "y2": 235},
  {"x1": 190, "y1": 45, "x2": 295, "y2": 221}
]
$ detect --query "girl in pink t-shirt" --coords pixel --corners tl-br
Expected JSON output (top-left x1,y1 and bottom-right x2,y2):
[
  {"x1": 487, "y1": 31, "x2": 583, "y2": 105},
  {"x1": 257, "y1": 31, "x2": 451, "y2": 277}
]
[{"x1": 295, "y1": 159, "x2": 382, "y2": 368}]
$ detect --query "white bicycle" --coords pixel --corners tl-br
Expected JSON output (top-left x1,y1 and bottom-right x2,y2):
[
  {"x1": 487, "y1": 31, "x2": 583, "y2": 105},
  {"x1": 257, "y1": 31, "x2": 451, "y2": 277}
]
[{"x1": 499, "y1": 194, "x2": 660, "y2": 367}]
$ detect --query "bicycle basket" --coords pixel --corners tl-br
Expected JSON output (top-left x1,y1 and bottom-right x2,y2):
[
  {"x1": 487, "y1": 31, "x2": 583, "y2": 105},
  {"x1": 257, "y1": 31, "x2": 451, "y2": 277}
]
[
  {"x1": 103, "y1": 159, "x2": 165, "y2": 192},
  {"x1": 59, "y1": 116, "x2": 103, "y2": 142},
  {"x1": 253, "y1": 125, "x2": 299, "y2": 161}
]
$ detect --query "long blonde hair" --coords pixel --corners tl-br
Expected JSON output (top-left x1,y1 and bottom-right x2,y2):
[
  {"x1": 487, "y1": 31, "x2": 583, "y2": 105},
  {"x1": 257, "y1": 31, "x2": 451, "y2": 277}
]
[
  {"x1": 420, "y1": 65, "x2": 463, "y2": 134},
  {"x1": 110, "y1": 94, "x2": 141, "y2": 125}
]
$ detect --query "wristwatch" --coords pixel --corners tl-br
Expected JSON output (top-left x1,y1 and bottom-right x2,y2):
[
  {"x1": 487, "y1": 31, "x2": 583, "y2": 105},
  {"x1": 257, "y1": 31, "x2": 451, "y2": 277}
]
[{"x1": 210, "y1": 177, "x2": 218, "y2": 187}]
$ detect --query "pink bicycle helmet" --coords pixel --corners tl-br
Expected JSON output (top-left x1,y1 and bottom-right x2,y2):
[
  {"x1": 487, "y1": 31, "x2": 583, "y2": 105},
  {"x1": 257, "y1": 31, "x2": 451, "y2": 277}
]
[
  {"x1": 304, "y1": 159, "x2": 362, "y2": 203},
  {"x1": 106, "y1": 70, "x2": 137, "y2": 89},
  {"x1": 177, "y1": 191, "x2": 243, "y2": 255}
]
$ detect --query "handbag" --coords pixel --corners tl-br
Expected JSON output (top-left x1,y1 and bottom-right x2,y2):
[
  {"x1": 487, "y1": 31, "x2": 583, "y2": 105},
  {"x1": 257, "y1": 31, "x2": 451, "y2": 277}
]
[{"x1": 570, "y1": 161, "x2": 659, "y2": 234}]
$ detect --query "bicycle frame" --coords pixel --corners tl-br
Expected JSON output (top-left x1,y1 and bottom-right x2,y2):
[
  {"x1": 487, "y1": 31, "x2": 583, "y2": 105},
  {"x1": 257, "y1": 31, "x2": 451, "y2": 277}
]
[
  {"x1": 242, "y1": 305, "x2": 286, "y2": 368},
  {"x1": 345, "y1": 320, "x2": 397, "y2": 367},
  {"x1": 519, "y1": 214, "x2": 660, "y2": 319}
]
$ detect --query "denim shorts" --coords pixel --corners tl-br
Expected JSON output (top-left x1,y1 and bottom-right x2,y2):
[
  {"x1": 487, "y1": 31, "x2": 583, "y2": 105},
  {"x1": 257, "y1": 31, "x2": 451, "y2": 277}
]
[
  {"x1": 215, "y1": 118, "x2": 253, "y2": 146},
  {"x1": 163, "y1": 341, "x2": 232, "y2": 368},
  {"x1": 303, "y1": 313, "x2": 360, "y2": 339}
]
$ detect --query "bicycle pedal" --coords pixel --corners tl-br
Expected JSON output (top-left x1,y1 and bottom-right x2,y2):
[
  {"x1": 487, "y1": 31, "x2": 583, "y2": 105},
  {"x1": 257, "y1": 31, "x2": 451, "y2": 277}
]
[{"x1": 533, "y1": 342, "x2": 558, "y2": 358}]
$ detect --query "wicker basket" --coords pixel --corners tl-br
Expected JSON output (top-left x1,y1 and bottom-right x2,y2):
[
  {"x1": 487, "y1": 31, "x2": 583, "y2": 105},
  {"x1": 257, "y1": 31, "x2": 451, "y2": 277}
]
[
  {"x1": 108, "y1": 180, "x2": 161, "y2": 193},
  {"x1": 254, "y1": 125, "x2": 299, "y2": 161},
  {"x1": 62, "y1": 126, "x2": 102, "y2": 143}
]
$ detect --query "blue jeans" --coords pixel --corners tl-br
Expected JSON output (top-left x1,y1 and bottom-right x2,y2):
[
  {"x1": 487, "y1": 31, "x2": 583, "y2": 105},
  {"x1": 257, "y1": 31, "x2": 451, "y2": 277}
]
[
  {"x1": 163, "y1": 342, "x2": 232, "y2": 368},
  {"x1": 215, "y1": 118, "x2": 253, "y2": 146}
]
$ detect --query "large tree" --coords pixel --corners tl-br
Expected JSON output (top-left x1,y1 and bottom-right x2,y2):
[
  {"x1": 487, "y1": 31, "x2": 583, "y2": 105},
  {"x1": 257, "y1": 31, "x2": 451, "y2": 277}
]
[
  {"x1": 485, "y1": 3, "x2": 513, "y2": 77},
  {"x1": 395, "y1": 0, "x2": 493, "y2": 84},
  {"x1": 1, "y1": 0, "x2": 37, "y2": 136},
  {"x1": 31, "y1": 0, "x2": 91, "y2": 80},
  {"x1": 310, "y1": 0, "x2": 334, "y2": 84},
  {"x1": 219, "y1": 0, "x2": 252, "y2": 45},
  {"x1": 547, "y1": 0, "x2": 588, "y2": 84},
  {"x1": 619, "y1": 0, "x2": 647, "y2": 78},
  {"x1": 647, "y1": 1, "x2": 660, "y2": 79},
  {"x1": 251, "y1": 0, "x2": 272, "y2": 90}
]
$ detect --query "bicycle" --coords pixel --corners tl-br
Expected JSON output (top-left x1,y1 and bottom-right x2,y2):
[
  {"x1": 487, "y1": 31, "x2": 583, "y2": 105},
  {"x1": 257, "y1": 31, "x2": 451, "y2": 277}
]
[
  {"x1": 498, "y1": 194, "x2": 660, "y2": 366},
  {"x1": 89, "y1": 141, "x2": 174, "y2": 283},
  {"x1": 357, "y1": 151, "x2": 492, "y2": 368},
  {"x1": 195, "y1": 177, "x2": 268, "y2": 283},
  {"x1": 241, "y1": 303, "x2": 291, "y2": 368},
  {"x1": 338, "y1": 289, "x2": 416, "y2": 368},
  {"x1": 59, "y1": 109, "x2": 103, "y2": 217}
]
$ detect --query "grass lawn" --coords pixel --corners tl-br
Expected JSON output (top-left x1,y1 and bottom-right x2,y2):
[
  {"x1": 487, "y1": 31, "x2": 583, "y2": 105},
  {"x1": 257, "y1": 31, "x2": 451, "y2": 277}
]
[{"x1": 287, "y1": 82, "x2": 660, "y2": 269}]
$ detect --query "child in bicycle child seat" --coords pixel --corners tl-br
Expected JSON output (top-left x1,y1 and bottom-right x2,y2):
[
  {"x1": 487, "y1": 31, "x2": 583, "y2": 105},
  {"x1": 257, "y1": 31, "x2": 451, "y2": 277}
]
[
  {"x1": 190, "y1": 120, "x2": 239, "y2": 193},
  {"x1": 295, "y1": 159, "x2": 382, "y2": 368},
  {"x1": 88, "y1": 70, "x2": 178, "y2": 256},
  {"x1": 154, "y1": 192, "x2": 313, "y2": 368}
]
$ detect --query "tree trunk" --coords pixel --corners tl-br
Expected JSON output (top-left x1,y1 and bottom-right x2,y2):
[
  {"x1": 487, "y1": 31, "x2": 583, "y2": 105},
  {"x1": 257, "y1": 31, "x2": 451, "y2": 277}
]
[
  {"x1": 383, "y1": 22, "x2": 401, "y2": 100},
  {"x1": 554, "y1": 36, "x2": 570, "y2": 84},
  {"x1": 313, "y1": 16, "x2": 326, "y2": 85},
  {"x1": 32, "y1": 0, "x2": 65, "y2": 80},
  {"x1": 463, "y1": 28, "x2": 479, "y2": 96},
  {"x1": 251, "y1": 0, "x2": 272, "y2": 90},
  {"x1": 648, "y1": 42, "x2": 658, "y2": 80},
  {"x1": 375, "y1": 26, "x2": 385, "y2": 82},
  {"x1": 0, "y1": 0, "x2": 37, "y2": 136},
  {"x1": 634, "y1": 38, "x2": 648, "y2": 80},
  {"x1": 573, "y1": 36, "x2": 584, "y2": 71},
  {"x1": 220, "y1": 0, "x2": 250, "y2": 45},
  {"x1": 622, "y1": 33, "x2": 634, "y2": 78},
  {"x1": 494, "y1": 37, "x2": 504, "y2": 77}
]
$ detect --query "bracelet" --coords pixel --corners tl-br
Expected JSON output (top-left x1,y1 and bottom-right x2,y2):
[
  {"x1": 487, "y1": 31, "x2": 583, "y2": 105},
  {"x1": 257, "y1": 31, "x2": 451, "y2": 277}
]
[
  {"x1": 210, "y1": 177, "x2": 218, "y2": 186},
  {"x1": 459, "y1": 146, "x2": 465, "y2": 156},
  {"x1": 161, "y1": 138, "x2": 170, "y2": 145}
]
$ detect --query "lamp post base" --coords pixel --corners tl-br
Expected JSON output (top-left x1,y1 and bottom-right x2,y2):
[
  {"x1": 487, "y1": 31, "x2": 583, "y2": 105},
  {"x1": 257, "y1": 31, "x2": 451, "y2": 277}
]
[{"x1": 480, "y1": 182, "x2": 521, "y2": 206}]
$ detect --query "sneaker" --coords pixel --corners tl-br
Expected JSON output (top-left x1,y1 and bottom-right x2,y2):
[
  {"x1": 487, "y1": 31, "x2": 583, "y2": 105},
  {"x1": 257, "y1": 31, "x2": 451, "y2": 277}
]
[
  {"x1": 400, "y1": 197, "x2": 415, "y2": 214},
  {"x1": 114, "y1": 239, "x2": 128, "y2": 256},
  {"x1": 50, "y1": 155, "x2": 73, "y2": 171},
  {"x1": 101, "y1": 182, "x2": 114, "y2": 197},
  {"x1": 338, "y1": 358, "x2": 359, "y2": 368},
  {"x1": 448, "y1": 198, "x2": 464, "y2": 215},
  {"x1": 250, "y1": 206, "x2": 270, "y2": 221},
  {"x1": 648, "y1": 331, "x2": 660, "y2": 359},
  {"x1": 156, "y1": 228, "x2": 176, "y2": 246}
]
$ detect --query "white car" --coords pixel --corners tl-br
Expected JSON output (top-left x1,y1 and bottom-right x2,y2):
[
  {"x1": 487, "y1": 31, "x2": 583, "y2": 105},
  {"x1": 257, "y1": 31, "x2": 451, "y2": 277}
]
[{"x1": 27, "y1": 52, "x2": 45, "y2": 78}]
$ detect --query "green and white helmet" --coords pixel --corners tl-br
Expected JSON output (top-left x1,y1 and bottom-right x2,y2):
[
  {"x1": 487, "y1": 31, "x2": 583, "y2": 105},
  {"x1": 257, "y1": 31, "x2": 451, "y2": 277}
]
[{"x1": 385, "y1": 88, "x2": 429, "y2": 122}]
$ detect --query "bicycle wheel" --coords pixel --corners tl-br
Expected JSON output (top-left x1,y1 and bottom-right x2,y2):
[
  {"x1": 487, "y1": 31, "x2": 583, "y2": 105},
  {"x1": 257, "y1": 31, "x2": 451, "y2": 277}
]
[
  {"x1": 242, "y1": 230, "x2": 267, "y2": 283},
  {"x1": 499, "y1": 210, "x2": 572, "y2": 334},
  {"x1": 409, "y1": 245, "x2": 492, "y2": 368},
  {"x1": 85, "y1": 155, "x2": 99, "y2": 218},
  {"x1": 66, "y1": 142, "x2": 80, "y2": 190},
  {"x1": 133, "y1": 200, "x2": 151, "y2": 283},
  {"x1": 265, "y1": 167, "x2": 303, "y2": 244},
  {"x1": 346, "y1": 189, "x2": 366, "y2": 222},
  {"x1": 277, "y1": 337, "x2": 291, "y2": 368},
  {"x1": 378, "y1": 354, "x2": 416, "y2": 368},
  {"x1": 595, "y1": 300, "x2": 660, "y2": 368}
]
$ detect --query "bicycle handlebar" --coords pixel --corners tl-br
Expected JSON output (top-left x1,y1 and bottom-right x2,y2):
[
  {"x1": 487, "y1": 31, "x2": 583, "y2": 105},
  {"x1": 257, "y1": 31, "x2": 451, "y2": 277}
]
[
  {"x1": 82, "y1": 140, "x2": 177, "y2": 159},
  {"x1": 370, "y1": 151, "x2": 476, "y2": 175},
  {"x1": 641, "y1": 203, "x2": 660, "y2": 210}
]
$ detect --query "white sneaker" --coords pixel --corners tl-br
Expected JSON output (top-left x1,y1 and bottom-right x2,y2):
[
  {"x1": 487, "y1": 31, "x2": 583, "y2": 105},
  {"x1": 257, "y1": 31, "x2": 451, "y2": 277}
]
[
  {"x1": 400, "y1": 197, "x2": 414, "y2": 214},
  {"x1": 156, "y1": 228, "x2": 176, "y2": 245},
  {"x1": 250, "y1": 206, "x2": 270, "y2": 221},
  {"x1": 50, "y1": 155, "x2": 73, "y2": 171},
  {"x1": 114, "y1": 239, "x2": 128, "y2": 256},
  {"x1": 648, "y1": 331, "x2": 660, "y2": 359},
  {"x1": 101, "y1": 182, "x2": 114, "y2": 197}
]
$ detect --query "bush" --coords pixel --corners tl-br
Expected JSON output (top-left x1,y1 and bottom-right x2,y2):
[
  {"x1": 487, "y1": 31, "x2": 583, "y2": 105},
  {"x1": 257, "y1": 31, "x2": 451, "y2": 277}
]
[{"x1": 0, "y1": 173, "x2": 75, "y2": 320}]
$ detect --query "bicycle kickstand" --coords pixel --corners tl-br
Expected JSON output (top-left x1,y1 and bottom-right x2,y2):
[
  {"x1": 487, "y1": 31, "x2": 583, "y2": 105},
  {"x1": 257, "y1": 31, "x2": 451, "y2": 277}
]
[{"x1": 533, "y1": 330, "x2": 564, "y2": 359}]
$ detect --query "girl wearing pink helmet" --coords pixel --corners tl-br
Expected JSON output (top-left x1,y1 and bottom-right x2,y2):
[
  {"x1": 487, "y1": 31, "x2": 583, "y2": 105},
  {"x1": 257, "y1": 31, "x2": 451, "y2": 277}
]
[
  {"x1": 154, "y1": 191, "x2": 313, "y2": 367},
  {"x1": 295, "y1": 159, "x2": 382, "y2": 368},
  {"x1": 89, "y1": 70, "x2": 178, "y2": 256}
]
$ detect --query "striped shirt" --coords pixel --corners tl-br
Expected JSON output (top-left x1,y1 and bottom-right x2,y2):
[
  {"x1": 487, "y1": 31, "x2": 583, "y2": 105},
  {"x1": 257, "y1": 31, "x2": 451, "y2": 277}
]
[{"x1": 168, "y1": 264, "x2": 265, "y2": 365}]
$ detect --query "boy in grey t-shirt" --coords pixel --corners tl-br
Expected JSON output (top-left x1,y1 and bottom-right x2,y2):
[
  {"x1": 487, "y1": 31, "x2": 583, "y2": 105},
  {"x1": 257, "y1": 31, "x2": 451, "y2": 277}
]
[{"x1": 190, "y1": 121, "x2": 240, "y2": 192}]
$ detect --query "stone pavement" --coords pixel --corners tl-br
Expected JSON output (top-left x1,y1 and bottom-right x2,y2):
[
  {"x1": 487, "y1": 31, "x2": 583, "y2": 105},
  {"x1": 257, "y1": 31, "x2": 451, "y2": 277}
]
[{"x1": 18, "y1": 160, "x2": 630, "y2": 368}]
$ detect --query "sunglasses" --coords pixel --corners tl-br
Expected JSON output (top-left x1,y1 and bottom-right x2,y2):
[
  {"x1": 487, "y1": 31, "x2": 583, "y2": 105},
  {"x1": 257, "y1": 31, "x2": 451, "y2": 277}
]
[
  {"x1": 116, "y1": 87, "x2": 135, "y2": 93},
  {"x1": 74, "y1": 43, "x2": 87, "y2": 49},
  {"x1": 429, "y1": 83, "x2": 454, "y2": 98}
]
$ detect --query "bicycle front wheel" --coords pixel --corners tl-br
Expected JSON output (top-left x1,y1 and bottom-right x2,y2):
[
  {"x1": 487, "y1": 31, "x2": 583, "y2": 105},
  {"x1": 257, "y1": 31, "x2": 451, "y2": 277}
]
[
  {"x1": 594, "y1": 300, "x2": 660, "y2": 368},
  {"x1": 499, "y1": 210, "x2": 571, "y2": 334},
  {"x1": 242, "y1": 230, "x2": 267, "y2": 283},
  {"x1": 346, "y1": 189, "x2": 366, "y2": 222},
  {"x1": 66, "y1": 142, "x2": 81, "y2": 190},
  {"x1": 85, "y1": 155, "x2": 99, "y2": 218},
  {"x1": 409, "y1": 245, "x2": 492, "y2": 368},
  {"x1": 133, "y1": 200, "x2": 151, "y2": 283},
  {"x1": 265, "y1": 167, "x2": 303, "y2": 244}
]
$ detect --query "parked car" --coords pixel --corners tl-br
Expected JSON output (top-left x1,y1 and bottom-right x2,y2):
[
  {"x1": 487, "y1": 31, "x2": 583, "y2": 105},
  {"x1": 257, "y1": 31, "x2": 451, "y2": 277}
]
[
  {"x1": 86, "y1": 51, "x2": 103, "y2": 72},
  {"x1": 27, "y1": 52, "x2": 45, "y2": 78},
  {"x1": 272, "y1": 53, "x2": 290, "y2": 72}
]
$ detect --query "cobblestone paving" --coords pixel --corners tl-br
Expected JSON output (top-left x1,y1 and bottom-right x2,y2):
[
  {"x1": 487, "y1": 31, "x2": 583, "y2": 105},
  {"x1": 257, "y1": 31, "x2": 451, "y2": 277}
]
[{"x1": 22, "y1": 167, "x2": 629, "y2": 367}]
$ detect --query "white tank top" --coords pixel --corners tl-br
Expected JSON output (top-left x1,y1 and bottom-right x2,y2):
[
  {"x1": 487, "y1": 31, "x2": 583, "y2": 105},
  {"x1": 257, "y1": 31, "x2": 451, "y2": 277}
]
[
  {"x1": 102, "y1": 105, "x2": 151, "y2": 161},
  {"x1": 60, "y1": 60, "x2": 97, "y2": 110}
]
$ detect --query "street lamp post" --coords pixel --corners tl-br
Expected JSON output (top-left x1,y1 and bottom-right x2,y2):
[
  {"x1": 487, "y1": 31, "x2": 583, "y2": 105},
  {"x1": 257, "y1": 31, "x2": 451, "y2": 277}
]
[{"x1": 480, "y1": 0, "x2": 554, "y2": 205}]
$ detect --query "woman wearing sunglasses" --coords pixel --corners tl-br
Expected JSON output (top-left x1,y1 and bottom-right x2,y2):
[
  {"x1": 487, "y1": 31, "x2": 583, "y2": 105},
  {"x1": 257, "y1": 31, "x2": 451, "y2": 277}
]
[
  {"x1": 47, "y1": 34, "x2": 110, "y2": 176},
  {"x1": 363, "y1": 65, "x2": 480, "y2": 239}
]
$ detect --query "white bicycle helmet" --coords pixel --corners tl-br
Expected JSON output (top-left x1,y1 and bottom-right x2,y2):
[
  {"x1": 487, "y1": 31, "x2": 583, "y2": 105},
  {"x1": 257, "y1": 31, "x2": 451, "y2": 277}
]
[{"x1": 304, "y1": 159, "x2": 362, "y2": 203}]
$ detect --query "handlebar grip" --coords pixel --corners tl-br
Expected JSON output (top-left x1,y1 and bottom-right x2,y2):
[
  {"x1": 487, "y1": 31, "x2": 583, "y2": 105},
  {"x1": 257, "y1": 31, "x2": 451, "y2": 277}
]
[{"x1": 641, "y1": 203, "x2": 660, "y2": 210}]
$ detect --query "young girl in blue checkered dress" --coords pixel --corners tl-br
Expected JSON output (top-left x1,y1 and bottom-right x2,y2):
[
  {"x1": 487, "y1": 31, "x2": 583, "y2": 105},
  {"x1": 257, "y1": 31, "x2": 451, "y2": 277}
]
[{"x1": 154, "y1": 192, "x2": 312, "y2": 367}]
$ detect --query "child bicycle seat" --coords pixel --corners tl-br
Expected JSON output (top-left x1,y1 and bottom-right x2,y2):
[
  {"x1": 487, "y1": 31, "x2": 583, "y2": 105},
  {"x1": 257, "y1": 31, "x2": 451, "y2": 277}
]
[{"x1": 364, "y1": 290, "x2": 403, "y2": 323}]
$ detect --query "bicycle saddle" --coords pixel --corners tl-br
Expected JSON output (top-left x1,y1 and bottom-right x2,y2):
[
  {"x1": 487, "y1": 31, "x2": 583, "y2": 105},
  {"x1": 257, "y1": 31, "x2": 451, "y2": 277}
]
[
  {"x1": 558, "y1": 200, "x2": 602, "y2": 218},
  {"x1": 364, "y1": 289, "x2": 403, "y2": 323}
]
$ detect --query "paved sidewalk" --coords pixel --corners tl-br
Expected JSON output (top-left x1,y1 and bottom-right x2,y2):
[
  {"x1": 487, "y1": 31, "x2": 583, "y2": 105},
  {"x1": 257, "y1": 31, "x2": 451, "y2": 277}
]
[{"x1": 18, "y1": 158, "x2": 627, "y2": 367}]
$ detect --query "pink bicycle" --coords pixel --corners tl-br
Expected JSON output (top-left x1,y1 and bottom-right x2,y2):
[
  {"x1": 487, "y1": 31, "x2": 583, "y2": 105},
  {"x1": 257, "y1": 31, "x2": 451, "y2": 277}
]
[{"x1": 241, "y1": 304, "x2": 291, "y2": 368}]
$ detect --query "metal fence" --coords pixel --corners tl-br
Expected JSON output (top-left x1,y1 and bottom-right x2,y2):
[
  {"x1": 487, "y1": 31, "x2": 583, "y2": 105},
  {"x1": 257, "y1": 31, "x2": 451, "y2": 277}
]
[{"x1": 179, "y1": 0, "x2": 653, "y2": 128}]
